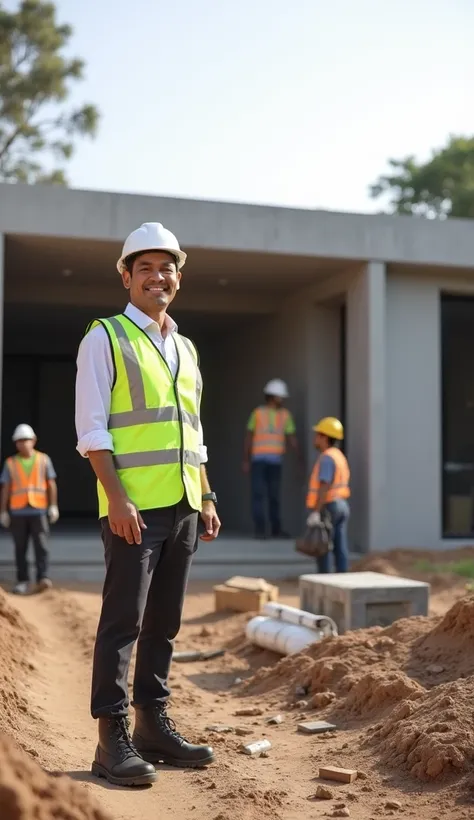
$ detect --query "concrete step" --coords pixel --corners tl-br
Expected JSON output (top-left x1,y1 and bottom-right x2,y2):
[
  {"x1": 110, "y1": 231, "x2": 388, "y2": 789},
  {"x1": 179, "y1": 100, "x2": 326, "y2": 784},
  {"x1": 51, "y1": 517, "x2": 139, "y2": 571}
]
[{"x1": 0, "y1": 533, "x2": 319, "y2": 582}]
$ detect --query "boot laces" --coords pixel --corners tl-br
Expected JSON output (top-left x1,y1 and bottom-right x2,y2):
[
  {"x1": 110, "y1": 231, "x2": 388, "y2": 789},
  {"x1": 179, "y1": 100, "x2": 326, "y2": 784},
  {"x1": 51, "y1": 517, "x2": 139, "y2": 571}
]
[
  {"x1": 153, "y1": 707, "x2": 187, "y2": 745},
  {"x1": 111, "y1": 717, "x2": 140, "y2": 760}
]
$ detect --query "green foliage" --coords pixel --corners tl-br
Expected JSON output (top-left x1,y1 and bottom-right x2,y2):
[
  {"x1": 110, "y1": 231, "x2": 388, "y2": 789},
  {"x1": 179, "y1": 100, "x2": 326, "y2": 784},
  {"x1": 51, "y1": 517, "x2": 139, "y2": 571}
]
[
  {"x1": 370, "y1": 136, "x2": 474, "y2": 219},
  {"x1": 0, "y1": 0, "x2": 99, "y2": 184},
  {"x1": 413, "y1": 558, "x2": 474, "y2": 578}
]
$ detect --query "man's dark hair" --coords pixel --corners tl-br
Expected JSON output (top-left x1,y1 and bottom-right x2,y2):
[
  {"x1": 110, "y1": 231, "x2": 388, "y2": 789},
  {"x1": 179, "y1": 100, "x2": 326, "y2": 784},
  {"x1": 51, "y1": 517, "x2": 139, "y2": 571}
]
[{"x1": 327, "y1": 437, "x2": 339, "y2": 448}]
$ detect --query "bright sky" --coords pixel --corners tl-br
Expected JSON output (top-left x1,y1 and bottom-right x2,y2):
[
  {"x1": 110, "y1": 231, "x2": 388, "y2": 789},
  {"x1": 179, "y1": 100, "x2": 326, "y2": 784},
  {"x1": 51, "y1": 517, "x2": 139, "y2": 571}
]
[{"x1": 54, "y1": 0, "x2": 471, "y2": 213}]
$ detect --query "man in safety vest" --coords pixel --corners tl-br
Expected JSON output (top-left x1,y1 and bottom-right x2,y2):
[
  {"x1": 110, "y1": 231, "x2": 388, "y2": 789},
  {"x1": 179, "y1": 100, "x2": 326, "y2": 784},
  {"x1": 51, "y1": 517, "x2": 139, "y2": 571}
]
[
  {"x1": 306, "y1": 417, "x2": 350, "y2": 573},
  {"x1": 0, "y1": 424, "x2": 59, "y2": 594},
  {"x1": 75, "y1": 222, "x2": 220, "y2": 788},
  {"x1": 243, "y1": 379, "x2": 300, "y2": 538}
]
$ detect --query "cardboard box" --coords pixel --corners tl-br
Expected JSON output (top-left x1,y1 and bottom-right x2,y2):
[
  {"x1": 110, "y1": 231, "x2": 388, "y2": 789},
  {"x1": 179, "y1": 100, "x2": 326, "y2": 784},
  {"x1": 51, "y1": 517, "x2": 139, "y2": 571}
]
[{"x1": 214, "y1": 577, "x2": 279, "y2": 613}]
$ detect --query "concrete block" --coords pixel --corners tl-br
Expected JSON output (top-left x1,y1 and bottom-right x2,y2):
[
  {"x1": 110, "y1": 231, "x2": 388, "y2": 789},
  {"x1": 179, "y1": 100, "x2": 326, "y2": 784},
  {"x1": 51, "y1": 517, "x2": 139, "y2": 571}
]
[{"x1": 299, "y1": 571, "x2": 429, "y2": 633}]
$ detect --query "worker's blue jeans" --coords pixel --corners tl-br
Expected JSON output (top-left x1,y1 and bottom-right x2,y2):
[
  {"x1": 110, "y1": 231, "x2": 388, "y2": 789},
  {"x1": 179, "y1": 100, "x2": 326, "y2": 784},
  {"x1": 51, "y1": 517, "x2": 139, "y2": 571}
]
[
  {"x1": 316, "y1": 499, "x2": 350, "y2": 573},
  {"x1": 251, "y1": 461, "x2": 282, "y2": 536}
]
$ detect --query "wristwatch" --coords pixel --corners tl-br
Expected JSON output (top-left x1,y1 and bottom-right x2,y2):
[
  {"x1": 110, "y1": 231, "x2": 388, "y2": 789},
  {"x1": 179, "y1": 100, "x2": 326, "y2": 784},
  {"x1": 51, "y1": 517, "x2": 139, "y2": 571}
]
[{"x1": 202, "y1": 492, "x2": 217, "y2": 504}]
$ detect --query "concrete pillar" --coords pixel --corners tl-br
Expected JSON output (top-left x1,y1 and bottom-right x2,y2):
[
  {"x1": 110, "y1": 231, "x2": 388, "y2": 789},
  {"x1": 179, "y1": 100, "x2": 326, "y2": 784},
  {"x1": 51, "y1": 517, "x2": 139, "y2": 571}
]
[
  {"x1": 346, "y1": 262, "x2": 386, "y2": 552},
  {"x1": 304, "y1": 305, "x2": 342, "y2": 467}
]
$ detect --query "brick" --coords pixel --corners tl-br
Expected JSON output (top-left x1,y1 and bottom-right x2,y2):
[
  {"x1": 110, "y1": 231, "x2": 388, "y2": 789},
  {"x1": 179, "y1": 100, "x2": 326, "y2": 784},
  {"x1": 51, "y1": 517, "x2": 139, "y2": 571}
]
[{"x1": 319, "y1": 766, "x2": 358, "y2": 784}]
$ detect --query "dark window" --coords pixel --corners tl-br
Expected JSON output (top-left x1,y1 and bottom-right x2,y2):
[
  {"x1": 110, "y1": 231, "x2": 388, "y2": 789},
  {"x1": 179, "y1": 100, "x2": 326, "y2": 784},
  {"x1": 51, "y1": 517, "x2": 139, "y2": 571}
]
[{"x1": 441, "y1": 295, "x2": 474, "y2": 537}]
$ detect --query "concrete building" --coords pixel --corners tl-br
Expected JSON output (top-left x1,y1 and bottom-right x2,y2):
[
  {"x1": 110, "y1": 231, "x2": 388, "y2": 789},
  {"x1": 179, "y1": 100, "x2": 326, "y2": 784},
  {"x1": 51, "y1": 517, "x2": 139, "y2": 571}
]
[{"x1": 1, "y1": 182, "x2": 474, "y2": 553}]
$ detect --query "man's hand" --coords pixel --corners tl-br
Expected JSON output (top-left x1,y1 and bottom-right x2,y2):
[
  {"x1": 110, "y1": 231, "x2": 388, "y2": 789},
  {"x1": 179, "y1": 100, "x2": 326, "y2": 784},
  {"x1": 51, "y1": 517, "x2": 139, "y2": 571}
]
[
  {"x1": 48, "y1": 505, "x2": 59, "y2": 524},
  {"x1": 200, "y1": 500, "x2": 221, "y2": 541},
  {"x1": 306, "y1": 510, "x2": 321, "y2": 527},
  {"x1": 0, "y1": 511, "x2": 10, "y2": 528},
  {"x1": 108, "y1": 496, "x2": 147, "y2": 545}
]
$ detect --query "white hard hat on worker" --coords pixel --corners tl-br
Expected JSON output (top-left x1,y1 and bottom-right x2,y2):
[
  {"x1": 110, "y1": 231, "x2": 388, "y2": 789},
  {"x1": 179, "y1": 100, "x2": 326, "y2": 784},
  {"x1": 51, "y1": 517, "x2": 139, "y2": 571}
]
[
  {"x1": 116, "y1": 222, "x2": 187, "y2": 274},
  {"x1": 12, "y1": 424, "x2": 36, "y2": 442},
  {"x1": 264, "y1": 379, "x2": 289, "y2": 399}
]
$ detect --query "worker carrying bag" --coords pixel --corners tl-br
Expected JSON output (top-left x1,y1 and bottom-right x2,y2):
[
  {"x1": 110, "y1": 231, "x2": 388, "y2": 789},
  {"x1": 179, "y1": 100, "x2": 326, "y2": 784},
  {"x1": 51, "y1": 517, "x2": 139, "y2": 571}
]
[{"x1": 295, "y1": 509, "x2": 333, "y2": 559}]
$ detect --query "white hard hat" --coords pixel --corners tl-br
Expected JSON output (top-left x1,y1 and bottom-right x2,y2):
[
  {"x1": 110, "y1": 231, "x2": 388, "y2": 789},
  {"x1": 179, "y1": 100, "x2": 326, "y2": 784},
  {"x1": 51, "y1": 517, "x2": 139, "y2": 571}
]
[
  {"x1": 263, "y1": 379, "x2": 289, "y2": 399},
  {"x1": 117, "y1": 222, "x2": 187, "y2": 274},
  {"x1": 12, "y1": 424, "x2": 36, "y2": 442}
]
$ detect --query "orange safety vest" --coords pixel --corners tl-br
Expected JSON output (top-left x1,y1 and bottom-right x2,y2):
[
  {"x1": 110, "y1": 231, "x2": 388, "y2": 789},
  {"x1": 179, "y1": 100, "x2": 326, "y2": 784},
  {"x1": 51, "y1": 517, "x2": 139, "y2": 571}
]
[
  {"x1": 251, "y1": 407, "x2": 290, "y2": 457},
  {"x1": 306, "y1": 447, "x2": 350, "y2": 509},
  {"x1": 6, "y1": 452, "x2": 49, "y2": 511}
]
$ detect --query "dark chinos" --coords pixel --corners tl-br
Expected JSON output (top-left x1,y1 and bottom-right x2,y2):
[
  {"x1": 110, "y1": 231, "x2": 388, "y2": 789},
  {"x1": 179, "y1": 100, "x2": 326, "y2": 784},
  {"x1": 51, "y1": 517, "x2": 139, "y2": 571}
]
[
  {"x1": 91, "y1": 498, "x2": 198, "y2": 717},
  {"x1": 10, "y1": 514, "x2": 50, "y2": 583}
]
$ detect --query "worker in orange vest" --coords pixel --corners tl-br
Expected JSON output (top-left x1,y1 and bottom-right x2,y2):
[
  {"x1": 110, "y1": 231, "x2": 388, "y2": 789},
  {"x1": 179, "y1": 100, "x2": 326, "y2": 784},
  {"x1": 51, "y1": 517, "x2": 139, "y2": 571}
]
[
  {"x1": 243, "y1": 379, "x2": 300, "y2": 538},
  {"x1": 0, "y1": 424, "x2": 59, "y2": 595},
  {"x1": 306, "y1": 417, "x2": 350, "y2": 572}
]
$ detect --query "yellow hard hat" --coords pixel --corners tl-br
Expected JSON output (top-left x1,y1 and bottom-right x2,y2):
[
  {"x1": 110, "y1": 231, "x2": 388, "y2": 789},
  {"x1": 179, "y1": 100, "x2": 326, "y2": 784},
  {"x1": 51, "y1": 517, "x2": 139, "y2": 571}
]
[{"x1": 313, "y1": 417, "x2": 344, "y2": 440}]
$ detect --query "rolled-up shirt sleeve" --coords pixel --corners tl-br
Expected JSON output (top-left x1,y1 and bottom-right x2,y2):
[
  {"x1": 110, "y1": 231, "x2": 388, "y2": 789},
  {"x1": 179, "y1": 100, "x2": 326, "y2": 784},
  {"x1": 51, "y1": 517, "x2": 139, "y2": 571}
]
[{"x1": 75, "y1": 327, "x2": 115, "y2": 457}]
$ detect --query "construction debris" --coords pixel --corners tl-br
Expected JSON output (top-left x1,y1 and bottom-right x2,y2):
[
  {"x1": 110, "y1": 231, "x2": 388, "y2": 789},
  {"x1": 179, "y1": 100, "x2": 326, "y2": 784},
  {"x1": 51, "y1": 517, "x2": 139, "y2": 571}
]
[
  {"x1": 319, "y1": 766, "x2": 358, "y2": 784},
  {"x1": 265, "y1": 714, "x2": 284, "y2": 725},
  {"x1": 206, "y1": 725, "x2": 233, "y2": 734},
  {"x1": 234, "y1": 707, "x2": 263, "y2": 717},
  {"x1": 214, "y1": 576, "x2": 279, "y2": 613},
  {"x1": 298, "y1": 720, "x2": 337, "y2": 735},
  {"x1": 314, "y1": 785, "x2": 334, "y2": 800},
  {"x1": 240, "y1": 739, "x2": 272, "y2": 756},
  {"x1": 172, "y1": 650, "x2": 203, "y2": 662},
  {"x1": 173, "y1": 648, "x2": 225, "y2": 662}
]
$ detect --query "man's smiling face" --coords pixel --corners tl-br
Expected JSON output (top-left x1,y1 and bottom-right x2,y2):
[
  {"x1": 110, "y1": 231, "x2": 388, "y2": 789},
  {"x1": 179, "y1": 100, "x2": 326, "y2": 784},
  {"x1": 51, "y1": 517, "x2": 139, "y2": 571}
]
[{"x1": 122, "y1": 250, "x2": 181, "y2": 312}]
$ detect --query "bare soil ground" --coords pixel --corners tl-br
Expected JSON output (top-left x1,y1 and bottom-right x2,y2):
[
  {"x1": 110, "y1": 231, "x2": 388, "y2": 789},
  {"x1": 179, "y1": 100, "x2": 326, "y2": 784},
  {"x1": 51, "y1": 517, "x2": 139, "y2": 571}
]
[{"x1": 2, "y1": 548, "x2": 474, "y2": 820}]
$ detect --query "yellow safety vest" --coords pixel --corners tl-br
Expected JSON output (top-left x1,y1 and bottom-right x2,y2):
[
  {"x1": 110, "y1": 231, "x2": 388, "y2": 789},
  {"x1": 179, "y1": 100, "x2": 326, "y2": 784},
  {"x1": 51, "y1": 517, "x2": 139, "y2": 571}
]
[{"x1": 86, "y1": 314, "x2": 203, "y2": 518}]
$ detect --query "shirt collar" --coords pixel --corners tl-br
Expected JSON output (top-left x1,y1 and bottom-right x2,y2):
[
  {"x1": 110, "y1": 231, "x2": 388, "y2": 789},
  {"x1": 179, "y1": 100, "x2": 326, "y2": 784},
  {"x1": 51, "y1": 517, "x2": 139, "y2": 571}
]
[{"x1": 124, "y1": 302, "x2": 177, "y2": 335}]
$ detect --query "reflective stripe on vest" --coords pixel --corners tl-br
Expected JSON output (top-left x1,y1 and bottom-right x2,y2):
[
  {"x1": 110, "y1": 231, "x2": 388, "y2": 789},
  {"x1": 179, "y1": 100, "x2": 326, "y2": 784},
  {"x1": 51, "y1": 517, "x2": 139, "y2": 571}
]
[
  {"x1": 7, "y1": 452, "x2": 48, "y2": 511},
  {"x1": 251, "y1": 407, "x2": 289, "y2": 456},
  {"x1": 306, "y1": 447, "x2": 350, "y2": 508},
  {"x1": 87, "y1": 314, "x2": 203, "y2": 518}
]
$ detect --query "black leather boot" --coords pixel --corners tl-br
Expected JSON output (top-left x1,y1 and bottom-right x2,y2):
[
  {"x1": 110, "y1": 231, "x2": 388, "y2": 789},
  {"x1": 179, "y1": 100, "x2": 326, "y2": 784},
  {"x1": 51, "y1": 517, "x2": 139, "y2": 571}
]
[
  {"x1": 132, "y1": 705, "x2": 215, "y2": 768},
  {"x1": 91, "y1": 716, "x2": 157, "y2": 786}
]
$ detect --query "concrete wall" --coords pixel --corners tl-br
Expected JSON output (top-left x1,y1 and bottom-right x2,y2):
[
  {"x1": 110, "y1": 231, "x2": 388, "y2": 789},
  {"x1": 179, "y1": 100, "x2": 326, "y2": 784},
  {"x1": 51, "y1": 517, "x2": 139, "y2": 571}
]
[{"x1": 2, "y1": 183, "x2": 474, "y2": 269}]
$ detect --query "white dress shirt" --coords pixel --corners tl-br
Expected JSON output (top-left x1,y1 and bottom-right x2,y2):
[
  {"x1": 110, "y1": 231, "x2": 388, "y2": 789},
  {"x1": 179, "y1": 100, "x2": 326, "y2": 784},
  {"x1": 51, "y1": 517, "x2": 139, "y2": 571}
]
[{"x1": 75, "y1": 302, "x2": 208, "y2": 462}]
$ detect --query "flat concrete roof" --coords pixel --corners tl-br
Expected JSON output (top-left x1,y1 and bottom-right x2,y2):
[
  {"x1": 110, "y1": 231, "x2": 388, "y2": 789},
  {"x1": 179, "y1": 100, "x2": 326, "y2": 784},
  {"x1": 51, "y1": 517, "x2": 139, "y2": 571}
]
[{"x1": 1, "y1": 182, "x2": 474, "y2": 270}]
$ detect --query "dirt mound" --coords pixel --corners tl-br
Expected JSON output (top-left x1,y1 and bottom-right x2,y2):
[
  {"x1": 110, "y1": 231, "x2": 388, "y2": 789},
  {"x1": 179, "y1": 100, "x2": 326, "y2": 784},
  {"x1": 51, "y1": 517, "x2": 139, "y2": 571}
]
[
  {"x1": 0, "y1": 732, "x2": 111, "y2": 819},
  {"x1": 246, "y1": 616, "x2": 433, "y2": 698},
  {"x1": 0, "y1": 589, "x2": 37, "y2": 736},
  {"x1": 337, "y1": 669, "x2": 424, "y2": 718},
  {"x1": 368, "y1": 677, "x2": 474, "y2": 780},
  {"x1": 408, "y1": 596, "x2": 474, "y2": 684}
]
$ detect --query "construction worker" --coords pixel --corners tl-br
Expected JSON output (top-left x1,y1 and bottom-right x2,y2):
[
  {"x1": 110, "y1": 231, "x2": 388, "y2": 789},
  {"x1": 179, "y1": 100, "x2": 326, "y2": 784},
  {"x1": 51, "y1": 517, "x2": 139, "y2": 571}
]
[
  {"x1": 0, "y1": 424, "x2": 59, "y2": 594},
  {"x1": 75, "y1": 222, "x2": 220, "y2": 788},
  {"x1": 306, "y1": 417, "x2": 350, "y2": 573},
  {"x1": 243, "y1": 379, "x2": 299, "y2": 538}
]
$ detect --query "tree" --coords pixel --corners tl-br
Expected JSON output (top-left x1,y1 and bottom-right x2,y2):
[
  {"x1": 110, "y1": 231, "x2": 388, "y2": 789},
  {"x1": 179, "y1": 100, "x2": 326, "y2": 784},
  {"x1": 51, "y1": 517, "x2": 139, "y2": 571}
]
[
  {"x1": 370, "y1": 136, "x2": 474, "y2": 219},
  {"x1": 0, "y1": 0, "x2": 99, "y2": 184}
]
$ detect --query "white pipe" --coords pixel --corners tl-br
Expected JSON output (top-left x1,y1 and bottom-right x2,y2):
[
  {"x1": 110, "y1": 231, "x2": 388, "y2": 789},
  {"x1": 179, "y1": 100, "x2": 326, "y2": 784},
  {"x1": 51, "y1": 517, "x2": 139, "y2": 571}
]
[
  {"x1": 246, "y1": 615, "x2": 323, "y2": 655},
  {"x1": 262, "y1": 602, "x2": 338, "y2": 637}
]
